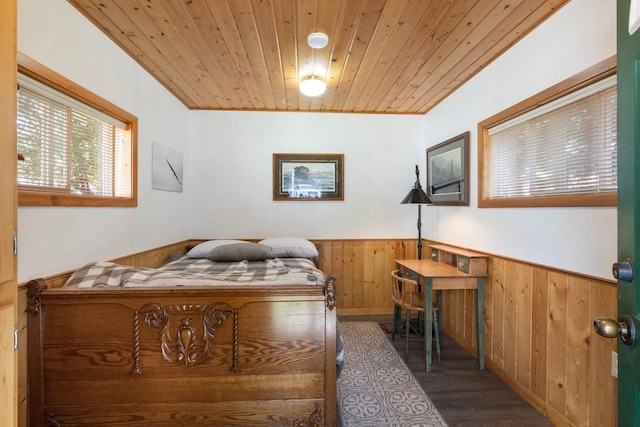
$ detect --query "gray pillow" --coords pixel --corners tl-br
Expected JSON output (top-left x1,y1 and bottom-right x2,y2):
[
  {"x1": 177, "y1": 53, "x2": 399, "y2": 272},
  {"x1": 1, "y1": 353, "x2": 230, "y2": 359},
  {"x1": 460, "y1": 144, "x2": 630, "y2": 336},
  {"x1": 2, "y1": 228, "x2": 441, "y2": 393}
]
[
  {"x1": 187, "y1": 239, "x2": 246, "y2": 258},
  {"x1": 258, "y1": 237, "x2": 319, "y2": 258},
  {"x1": 208, "y1": 242, "x2": 274, "y2": 262}
]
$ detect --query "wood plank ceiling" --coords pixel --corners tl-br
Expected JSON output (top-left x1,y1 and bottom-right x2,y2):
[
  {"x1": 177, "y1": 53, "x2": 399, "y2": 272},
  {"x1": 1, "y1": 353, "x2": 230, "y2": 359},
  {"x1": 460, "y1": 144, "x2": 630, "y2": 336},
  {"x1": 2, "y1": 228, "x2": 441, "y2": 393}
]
[{"x1": 68, "y1": 0, "x2": 569, "y2": 114}]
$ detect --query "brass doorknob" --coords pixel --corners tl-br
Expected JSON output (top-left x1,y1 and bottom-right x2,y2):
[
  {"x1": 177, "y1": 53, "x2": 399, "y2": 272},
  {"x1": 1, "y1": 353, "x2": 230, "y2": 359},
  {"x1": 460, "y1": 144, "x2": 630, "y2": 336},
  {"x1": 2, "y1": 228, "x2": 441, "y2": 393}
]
[{"x1": 594, "y1": 315, "x2": 636, "y2": 346}]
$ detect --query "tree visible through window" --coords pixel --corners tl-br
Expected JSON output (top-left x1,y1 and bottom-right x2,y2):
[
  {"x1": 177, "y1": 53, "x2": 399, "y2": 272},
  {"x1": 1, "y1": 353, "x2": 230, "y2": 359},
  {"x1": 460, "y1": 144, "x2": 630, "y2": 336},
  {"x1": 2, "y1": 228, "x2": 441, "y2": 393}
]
[{"x1": 16, "y1": 55, "x2": 137, "y2": 207}]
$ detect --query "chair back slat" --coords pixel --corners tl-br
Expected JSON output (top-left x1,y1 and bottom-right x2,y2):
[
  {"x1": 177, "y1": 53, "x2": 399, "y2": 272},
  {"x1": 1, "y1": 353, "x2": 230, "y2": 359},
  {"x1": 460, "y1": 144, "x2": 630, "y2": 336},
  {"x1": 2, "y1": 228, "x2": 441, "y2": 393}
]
[{"x1": 391, "y1": 269, "x2": 425, "y2": 312}]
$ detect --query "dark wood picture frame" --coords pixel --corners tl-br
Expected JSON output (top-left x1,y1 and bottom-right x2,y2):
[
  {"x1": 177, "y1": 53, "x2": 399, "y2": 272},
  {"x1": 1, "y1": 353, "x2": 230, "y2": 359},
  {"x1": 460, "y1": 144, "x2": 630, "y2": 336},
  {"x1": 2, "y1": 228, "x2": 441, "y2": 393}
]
[
  {"x1": 273, "y1": 153, "x2": 344, "y2": 201},
  {"x1": 426, "y1": 131, "x2": 470, "y2": 206}
]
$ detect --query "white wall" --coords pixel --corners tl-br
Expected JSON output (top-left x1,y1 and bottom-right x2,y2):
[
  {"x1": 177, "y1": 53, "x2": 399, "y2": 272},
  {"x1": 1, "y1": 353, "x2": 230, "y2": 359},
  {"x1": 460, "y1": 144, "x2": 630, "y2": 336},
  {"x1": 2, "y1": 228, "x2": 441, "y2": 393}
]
[
  {"x1": 188, "y1": 111, "x2": 426, "y2": 239},
  {"x1": 421, "y1": 0, "x2": 617, "y2": 279},
  {"x1": 17, "y1": 0, "x2": 190, "y2": 282}
]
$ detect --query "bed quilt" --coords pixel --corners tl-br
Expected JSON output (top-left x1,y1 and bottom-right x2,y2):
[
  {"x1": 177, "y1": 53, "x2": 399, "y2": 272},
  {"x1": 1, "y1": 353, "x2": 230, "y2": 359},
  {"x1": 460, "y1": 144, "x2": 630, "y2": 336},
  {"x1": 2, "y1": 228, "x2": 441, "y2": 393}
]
[{"x1": 64, "y1": 257, "x2": 326, "y2": 288}]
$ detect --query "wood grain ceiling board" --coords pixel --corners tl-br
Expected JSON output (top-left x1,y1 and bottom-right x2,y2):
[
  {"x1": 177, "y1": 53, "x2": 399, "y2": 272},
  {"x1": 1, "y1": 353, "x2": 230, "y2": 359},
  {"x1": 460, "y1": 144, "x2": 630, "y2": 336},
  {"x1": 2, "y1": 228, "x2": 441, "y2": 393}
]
[{"x1": 68, "y1": 0, "x2": 569, "y2": 114}]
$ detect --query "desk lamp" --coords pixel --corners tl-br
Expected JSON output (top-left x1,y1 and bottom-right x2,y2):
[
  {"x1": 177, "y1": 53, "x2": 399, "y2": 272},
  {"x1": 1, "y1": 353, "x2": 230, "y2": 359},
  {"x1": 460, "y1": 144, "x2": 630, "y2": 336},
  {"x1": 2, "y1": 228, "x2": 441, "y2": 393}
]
[{"x1": 401, "y1": 165, "x2": 433, "y2": 259}]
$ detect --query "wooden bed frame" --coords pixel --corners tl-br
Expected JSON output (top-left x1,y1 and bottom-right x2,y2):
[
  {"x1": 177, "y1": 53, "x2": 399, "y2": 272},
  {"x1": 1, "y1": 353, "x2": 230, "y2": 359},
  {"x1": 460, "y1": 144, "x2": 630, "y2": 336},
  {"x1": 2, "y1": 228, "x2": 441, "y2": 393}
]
[{"x1": 27, "y1": 276, "x2": 337, "y2": 426}]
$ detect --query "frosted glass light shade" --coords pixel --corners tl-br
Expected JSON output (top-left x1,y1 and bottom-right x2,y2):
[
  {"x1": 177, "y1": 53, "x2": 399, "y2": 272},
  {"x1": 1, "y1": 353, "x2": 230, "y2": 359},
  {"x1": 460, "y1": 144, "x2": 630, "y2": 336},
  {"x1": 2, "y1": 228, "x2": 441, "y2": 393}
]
[
  {"x1": 307, "y1": 32, "x2": 329, "y2": 49},
  {"x1": 299, "y1": 75, "x2": 326, "y2": 97}
]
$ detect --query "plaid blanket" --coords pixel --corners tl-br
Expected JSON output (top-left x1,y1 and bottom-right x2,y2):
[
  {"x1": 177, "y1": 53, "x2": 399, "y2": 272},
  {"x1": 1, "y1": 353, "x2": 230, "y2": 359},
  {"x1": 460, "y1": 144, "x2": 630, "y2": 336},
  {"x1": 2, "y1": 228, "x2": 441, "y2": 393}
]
[{"x1": 64, "y1": 256, "x2": 326, "y2": 288}]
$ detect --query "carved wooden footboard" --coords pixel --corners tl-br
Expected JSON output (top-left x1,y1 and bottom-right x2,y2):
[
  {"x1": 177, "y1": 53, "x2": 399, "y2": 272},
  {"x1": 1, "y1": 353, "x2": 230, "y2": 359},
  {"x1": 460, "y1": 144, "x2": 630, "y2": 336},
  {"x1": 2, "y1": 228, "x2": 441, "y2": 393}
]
[{"x1": 27, "y1": 277, "x2": 337, "y2": 426}]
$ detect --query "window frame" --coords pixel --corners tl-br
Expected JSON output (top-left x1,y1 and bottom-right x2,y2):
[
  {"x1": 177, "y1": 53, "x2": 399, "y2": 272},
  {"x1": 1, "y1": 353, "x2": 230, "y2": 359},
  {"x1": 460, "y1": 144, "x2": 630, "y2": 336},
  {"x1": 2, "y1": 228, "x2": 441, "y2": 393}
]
[
  {"x1": 17, "y1": 53, "x2": 138, "y2": 207},
  {"x1": 478, "y1": 56, "x2": 617, "y2": 208}
]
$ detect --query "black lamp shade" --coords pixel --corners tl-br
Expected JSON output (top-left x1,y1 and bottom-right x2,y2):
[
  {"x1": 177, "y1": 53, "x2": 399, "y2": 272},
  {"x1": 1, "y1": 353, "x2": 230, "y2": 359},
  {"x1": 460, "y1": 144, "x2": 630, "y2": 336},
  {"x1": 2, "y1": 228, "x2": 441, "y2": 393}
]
[
  {"x1": 401, "y1": 187, "x2": 432, "y2": 204},
  {"x1": 401, "y1": 164, "x2": 433, "y2": 204}
]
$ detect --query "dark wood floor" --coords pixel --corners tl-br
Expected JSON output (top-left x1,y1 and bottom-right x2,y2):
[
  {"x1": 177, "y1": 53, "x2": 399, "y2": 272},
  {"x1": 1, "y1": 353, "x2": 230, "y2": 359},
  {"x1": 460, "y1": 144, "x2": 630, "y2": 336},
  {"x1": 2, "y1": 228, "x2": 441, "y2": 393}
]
[{"x1": 339, "y1": 315, "x2": 554, "y2": 427}]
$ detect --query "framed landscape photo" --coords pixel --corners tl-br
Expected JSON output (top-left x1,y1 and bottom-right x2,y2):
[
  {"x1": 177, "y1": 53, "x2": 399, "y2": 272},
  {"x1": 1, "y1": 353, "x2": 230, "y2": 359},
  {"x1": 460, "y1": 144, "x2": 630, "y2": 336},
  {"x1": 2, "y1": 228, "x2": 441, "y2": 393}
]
[
  {"x1": 426, "y1": 131, "x2": 470, "y2": 205},
  {"x1": 273, "y1": 153, "x2": 344, "y2": 201}
]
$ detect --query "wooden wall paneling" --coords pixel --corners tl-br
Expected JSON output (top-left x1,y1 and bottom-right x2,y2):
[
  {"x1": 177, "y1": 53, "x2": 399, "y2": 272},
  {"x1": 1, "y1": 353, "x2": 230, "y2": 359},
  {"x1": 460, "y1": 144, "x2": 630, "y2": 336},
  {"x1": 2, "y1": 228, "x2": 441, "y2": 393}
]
[
  {"x1": 453, "y1": 291, "x2": 461, "y2": 341},
  {"x1": 530, "y1": 266, "x2": 548, "y2": 401},
  {"x1": 455, "y1": 290, "x2": 465, "y2": 343},
  {"x1": 374, "y1": 243, "x2": 386, "y2": 306},
  {"x1": 441, "y1": 291, "x2": 450, "y2": 334},
  {"x1": 448, "y1": 291, "x2": 457, "y2": 340},
  {"x1": 16, "y1": 238, "x2": 618, "y2": 426},
  {"x1": 444, "y1": 291, "x2": 454, "y2": 337},
  {"x1": 515, "y1": 263, "x2": 532, "y2": 390},
  {"x1": 317, "y1": 238, "x2": 330, "y2": 272},
  {"x1": 503, "y1": 260, "x2": 518, "y2": 378},
  {"x1": 363, "y1": 240, "x2": 375, "y2": 308},
  {"x1": 328, "y1": 239, "x2": 415, "y2": 315},
  {"x1": 400, "y1": 239, "x2": 417, "y2": 260},
  {"x1": 384, "y1": 239, "x2": 399, "y2": 309},
  {"x1": 352, "y1": 241, "x2": 365, "y2": 309},
  {"x1": 110, "y1": 241, "x2": 190, "y2": 268},
  {"x1": 330, "y1": 242, "x2": 346, "y2": 308},
  {"x1": 343, "y1": 242, "x2": 357, "y2": 308},
  {"x1": 483, "y1": 257, "x2": 494, "y2": 367},
  {"x1": 371, "y1": 240, "x2": 389, "y2": 308},
  {"x1": 588, "y1": 281, "x2": 617, "y2": 427},
  {"x1": 490, "y1": 257, "x2": 506, "y2": 369},
  {"x1": 565, "y1": 276, "x2": 591, "y2": 425},
  {"x1": 464, "y1": 289, "x2": 475, "y2": 350},
  {"x1": 547, "y1": 272, "x2": 568, "y2": 416},
  {"x1": 458, "y1": 290, "x2": 465, "y2": 341}
]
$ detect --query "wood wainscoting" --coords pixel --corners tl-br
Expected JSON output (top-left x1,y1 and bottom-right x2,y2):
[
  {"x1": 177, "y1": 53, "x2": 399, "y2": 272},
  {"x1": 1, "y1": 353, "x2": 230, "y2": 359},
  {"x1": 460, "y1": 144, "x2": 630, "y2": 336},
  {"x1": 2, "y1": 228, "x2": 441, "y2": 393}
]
[
  {"x1": 17, "y1": 238, "x2": 616, "y2": 427},
  {"x1": 442, "y1": 255, "x2": 617, "y2": 427},
  {"x1": 317, "y1": 239, "x2": 617, "y2": 427}
]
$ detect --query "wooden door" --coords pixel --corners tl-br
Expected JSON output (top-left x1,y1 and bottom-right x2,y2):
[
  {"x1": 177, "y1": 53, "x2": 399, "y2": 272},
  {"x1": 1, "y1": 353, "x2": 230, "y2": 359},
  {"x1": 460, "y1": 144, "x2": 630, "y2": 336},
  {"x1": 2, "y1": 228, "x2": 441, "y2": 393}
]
[
  {"x1": 0, "y1": 0, "x2": 17, "y2": 425},
  {"x1": 616, "y1": 1, "x2": 640, "y2": 425}
]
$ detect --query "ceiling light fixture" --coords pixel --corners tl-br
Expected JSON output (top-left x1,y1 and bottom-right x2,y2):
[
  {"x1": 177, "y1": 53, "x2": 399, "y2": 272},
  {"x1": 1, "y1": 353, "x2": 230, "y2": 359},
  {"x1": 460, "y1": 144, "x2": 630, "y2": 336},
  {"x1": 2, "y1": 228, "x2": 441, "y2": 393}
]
[
  {"x1": 299, "y1": 75, "x2": 326, "y2": 97},
  {"x1": 307, "y1": 32, "x2": 329, "y2": 49}
]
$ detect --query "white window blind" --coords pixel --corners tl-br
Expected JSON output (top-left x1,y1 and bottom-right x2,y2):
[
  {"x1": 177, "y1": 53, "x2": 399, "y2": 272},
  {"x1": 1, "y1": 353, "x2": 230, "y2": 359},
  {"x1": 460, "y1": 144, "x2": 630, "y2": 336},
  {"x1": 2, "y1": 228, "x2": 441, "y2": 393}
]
[
  {"x1": 486, "y1": 76, "x2": 617, "y2": 200},
  {"x1": 17, "y1": 73, "x2": 132, "y2": 198}
]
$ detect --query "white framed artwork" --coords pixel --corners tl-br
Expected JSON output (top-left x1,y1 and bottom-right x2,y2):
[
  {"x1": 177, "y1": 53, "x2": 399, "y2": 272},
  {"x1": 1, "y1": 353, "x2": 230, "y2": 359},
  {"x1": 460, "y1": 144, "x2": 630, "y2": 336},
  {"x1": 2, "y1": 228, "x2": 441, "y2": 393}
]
[{"x1": 152, "y1": 141, "x2": 183, "y2": 192}]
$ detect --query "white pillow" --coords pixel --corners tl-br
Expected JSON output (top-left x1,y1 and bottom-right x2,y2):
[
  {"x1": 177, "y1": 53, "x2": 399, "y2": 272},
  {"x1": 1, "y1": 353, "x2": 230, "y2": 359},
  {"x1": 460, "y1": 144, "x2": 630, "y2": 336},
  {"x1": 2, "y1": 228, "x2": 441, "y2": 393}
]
[
  {"x1": 187, "y1": 239, "x2": 246, "y2": 258},
  {"x1": 259, "y1": 237, "x2": 319, "y2": 259}
]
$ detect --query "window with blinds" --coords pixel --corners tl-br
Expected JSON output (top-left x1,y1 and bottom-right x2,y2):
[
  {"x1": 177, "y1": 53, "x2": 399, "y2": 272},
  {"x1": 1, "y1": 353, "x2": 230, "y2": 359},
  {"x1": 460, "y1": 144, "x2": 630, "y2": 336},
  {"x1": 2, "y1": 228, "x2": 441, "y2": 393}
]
[
  {"x1": 16, "y1": 57, "x2": 137, "y2": 207},
  {"x1": 478, "y1": 58, "x2": 617, "y2": 207}
]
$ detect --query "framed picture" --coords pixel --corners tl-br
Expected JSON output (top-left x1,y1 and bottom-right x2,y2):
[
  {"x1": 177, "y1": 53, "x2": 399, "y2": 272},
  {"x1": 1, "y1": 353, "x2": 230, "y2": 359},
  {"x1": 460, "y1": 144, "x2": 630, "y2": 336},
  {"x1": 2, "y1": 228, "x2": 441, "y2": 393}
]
[
  {"x1": 426, "y1": 131, "x2": 470, "y2": 205},
  {"x1": 273, "y1": 153, "x2": 344, "y2": 201},
  {"x1": 152, "y1": 141, "x2": 183, "y2": 192}
]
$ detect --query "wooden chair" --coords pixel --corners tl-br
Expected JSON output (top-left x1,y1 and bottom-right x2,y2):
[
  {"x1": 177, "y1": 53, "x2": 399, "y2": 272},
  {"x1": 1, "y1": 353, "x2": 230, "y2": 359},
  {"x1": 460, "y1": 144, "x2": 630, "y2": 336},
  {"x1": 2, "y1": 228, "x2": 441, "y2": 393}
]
[{"x1": 391, "y1": 269, "x2": 441, "y2": 364}]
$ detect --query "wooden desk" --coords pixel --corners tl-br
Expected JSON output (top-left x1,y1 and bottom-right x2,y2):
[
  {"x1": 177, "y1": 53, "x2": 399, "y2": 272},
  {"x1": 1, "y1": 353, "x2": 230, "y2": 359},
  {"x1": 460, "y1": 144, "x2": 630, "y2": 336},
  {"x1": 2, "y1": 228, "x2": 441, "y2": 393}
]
[{"x1": 395, "y1": 258, "x2": 486, "y2": 372}]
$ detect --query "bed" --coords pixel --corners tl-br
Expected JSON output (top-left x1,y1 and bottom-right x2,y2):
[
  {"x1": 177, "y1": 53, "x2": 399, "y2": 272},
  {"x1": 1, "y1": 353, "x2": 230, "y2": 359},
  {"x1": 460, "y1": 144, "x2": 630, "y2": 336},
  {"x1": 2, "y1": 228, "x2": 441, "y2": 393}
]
[{"x1": 27, "y1": 238, "x2": 340, "y2": 426}]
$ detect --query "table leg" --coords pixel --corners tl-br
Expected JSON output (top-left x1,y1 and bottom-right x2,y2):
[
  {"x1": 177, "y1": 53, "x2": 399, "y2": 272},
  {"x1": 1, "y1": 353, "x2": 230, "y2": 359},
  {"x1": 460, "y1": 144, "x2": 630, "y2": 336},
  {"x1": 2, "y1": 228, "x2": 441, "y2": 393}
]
[
  {"x1": 476, "y1": 277, "x2": 485, "y2": 370},
  {"x1": 424, "y1": 277, "x2": 434, "y2": 372},
  {"x1": 436, "y1": 289, "x2": 443, "y2": 334}
]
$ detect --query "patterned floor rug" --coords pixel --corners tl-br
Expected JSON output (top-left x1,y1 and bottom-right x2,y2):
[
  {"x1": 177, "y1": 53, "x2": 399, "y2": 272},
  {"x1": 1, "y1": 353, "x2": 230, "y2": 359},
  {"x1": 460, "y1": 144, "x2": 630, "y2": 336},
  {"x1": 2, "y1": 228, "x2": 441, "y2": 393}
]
[{"x1": 337, "y1": 321, "x2": 448, "y2": 427}]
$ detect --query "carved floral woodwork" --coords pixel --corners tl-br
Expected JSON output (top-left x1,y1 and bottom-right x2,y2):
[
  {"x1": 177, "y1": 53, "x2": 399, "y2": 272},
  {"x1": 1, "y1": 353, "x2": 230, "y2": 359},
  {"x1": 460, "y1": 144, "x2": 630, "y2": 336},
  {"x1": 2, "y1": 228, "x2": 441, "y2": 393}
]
[
  {"x1": 27, "y1": 278, "x2": 46, "y2": 315},
  {"x1": 27, "y1": 276, "x2": 337, "y2": 425},
  {"x1": 325, "y1": 276, "x2": 336, "y2": 310},
  {"x1": 131, "y1": 302, "x2": 238, "y2": 374},
  {"x1": 293, "y1": 403, "x2": 322, "y2": 427}
]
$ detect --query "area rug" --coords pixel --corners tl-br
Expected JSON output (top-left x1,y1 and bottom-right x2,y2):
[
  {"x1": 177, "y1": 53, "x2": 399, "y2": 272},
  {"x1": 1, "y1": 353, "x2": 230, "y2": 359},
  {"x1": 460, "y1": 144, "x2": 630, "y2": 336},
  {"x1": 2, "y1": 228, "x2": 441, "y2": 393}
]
[{"x1": 337, "y1": 321, "x2": 448, "y2": 427}]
